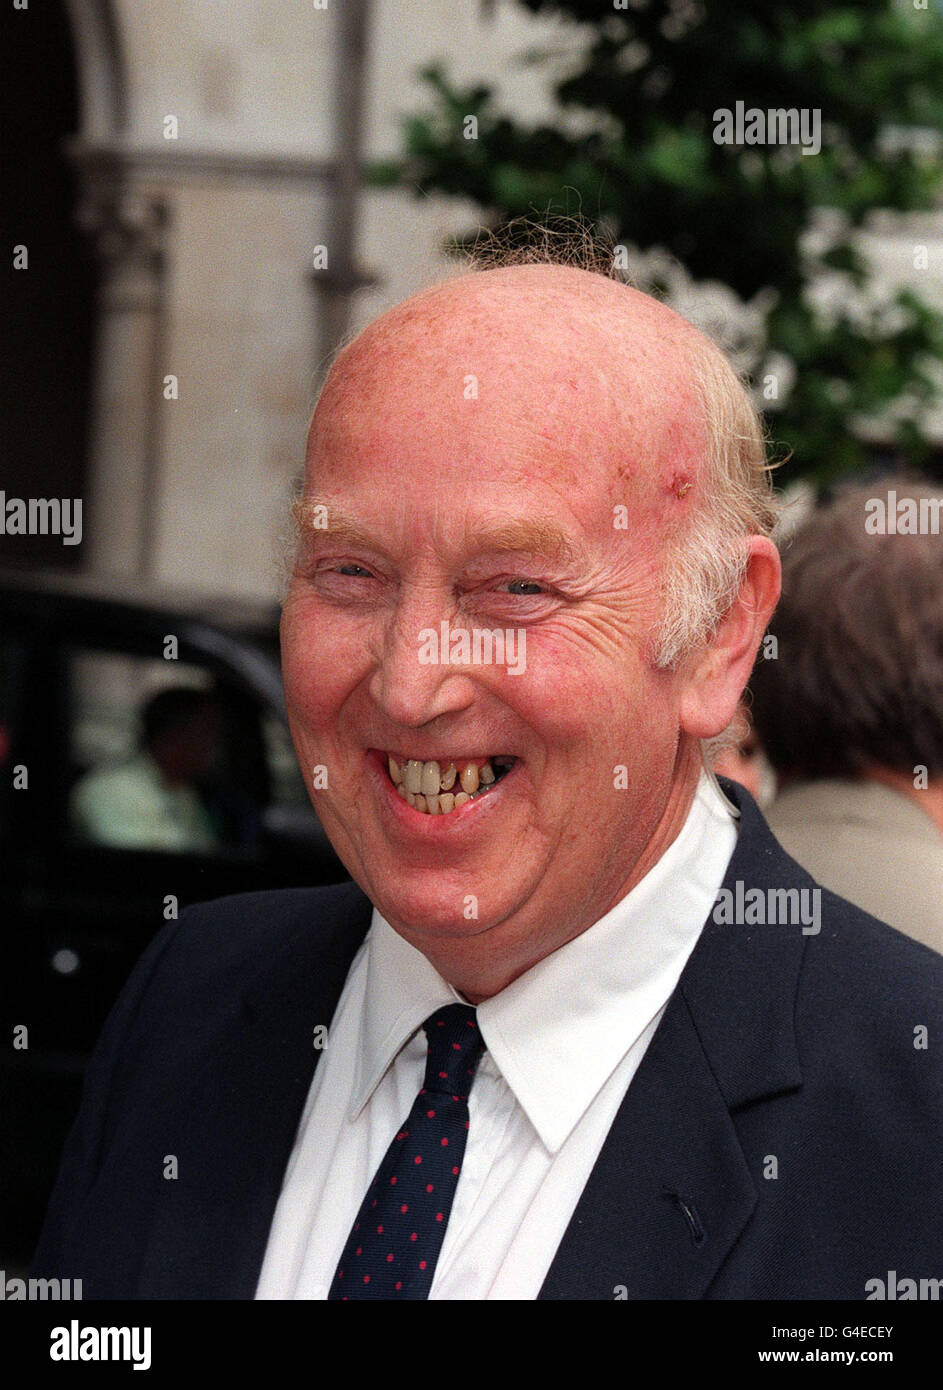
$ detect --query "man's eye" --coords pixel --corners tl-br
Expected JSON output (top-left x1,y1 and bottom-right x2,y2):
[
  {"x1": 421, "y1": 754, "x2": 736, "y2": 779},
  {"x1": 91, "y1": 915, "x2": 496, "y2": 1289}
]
[
  {"x1": 337, "y1": 565, "x2": 372, "y2": 577},
  {"x1": 506, "y1": 579, "x2": 545, "y2": 595}
]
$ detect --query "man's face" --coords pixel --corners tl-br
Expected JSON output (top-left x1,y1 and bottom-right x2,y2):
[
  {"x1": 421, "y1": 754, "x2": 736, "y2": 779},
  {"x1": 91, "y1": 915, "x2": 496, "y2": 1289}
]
[{"x1": 281, "y1": 267, "x2": 707, "y2": 971}]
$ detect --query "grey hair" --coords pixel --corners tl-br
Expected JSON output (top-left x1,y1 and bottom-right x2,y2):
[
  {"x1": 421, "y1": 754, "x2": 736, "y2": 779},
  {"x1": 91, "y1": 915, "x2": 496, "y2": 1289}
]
[{"x1": 654, "y1": 339, "x2": 781, "y2": 667}]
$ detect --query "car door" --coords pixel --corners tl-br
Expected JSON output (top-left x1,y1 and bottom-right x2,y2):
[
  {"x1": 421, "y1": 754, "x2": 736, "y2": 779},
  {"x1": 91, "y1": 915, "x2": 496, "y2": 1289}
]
[{"x1": 0, "y1": 588, "x2": 347, "y2": 1265}]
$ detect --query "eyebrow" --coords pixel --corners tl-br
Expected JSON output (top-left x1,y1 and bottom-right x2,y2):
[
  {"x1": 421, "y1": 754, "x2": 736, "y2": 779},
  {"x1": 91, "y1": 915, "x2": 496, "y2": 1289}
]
[{"x1": 292, "y1": 500, "x2": 581, "y2": 567}]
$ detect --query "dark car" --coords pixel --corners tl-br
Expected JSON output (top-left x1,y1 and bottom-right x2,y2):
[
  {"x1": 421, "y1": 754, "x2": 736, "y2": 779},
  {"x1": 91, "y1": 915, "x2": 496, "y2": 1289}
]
[{"x1": 0, "y1": 570, "x2": 349, "y2": 1264}]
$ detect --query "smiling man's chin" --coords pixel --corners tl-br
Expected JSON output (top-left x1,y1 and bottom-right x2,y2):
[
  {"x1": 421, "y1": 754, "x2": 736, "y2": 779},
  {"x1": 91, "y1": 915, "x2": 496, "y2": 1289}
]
[{"x1": 362, "y1": 860, "x2": 513, "y2": 938}]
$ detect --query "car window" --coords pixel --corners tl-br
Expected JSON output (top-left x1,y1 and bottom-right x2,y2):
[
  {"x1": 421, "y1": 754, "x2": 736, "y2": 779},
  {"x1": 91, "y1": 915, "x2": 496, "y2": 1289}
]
[
  {"x1": 260, "y1": 708, "x2": 309, "y2": 810},
  {"x1": 69, "y1": 649, "x2": 212, "y2": 771},
  {"x1": 0, "y1": 632, "x2": 27, "y2": 841},
  {"x1": 65, "y1": 646, "x2": 280, "y2": 856}
]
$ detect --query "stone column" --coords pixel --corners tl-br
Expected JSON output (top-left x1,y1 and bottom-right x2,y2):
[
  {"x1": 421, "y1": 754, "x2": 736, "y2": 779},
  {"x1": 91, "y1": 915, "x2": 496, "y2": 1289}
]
[
  {"x1": 310, "y1": 0, "x2": 378, "y2": 382},
  {"x1": 74, "y1": 175, "x2": 168, "y2": 578}
]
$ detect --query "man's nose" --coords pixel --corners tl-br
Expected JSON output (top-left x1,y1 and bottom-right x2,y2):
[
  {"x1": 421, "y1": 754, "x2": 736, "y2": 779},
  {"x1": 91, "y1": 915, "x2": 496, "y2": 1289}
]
[{"x1": 368, "y1": 584, "x2": 475, "y2": 728}]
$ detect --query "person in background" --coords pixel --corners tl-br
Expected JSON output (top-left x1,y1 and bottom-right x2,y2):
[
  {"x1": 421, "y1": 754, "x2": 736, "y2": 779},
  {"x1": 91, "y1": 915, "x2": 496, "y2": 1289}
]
[
  {"x1": 750, "y1": 476, "x2": 943, "y2": 954},
  {"x1": 70, "y1": 686, "x2": 220, "y2": 853}
]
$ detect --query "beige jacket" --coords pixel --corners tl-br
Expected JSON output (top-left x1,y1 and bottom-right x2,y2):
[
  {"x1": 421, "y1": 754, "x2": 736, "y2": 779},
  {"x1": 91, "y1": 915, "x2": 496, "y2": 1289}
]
[{"x1": 767, "y1": 778, "x2": 943, "y2": 954}]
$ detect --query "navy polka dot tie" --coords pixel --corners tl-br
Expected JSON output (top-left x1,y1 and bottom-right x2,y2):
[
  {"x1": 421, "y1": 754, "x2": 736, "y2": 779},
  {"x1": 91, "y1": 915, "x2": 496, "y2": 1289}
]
[{"x1": 328, "y1": 1003, "x2": 486, "y2": 1300}]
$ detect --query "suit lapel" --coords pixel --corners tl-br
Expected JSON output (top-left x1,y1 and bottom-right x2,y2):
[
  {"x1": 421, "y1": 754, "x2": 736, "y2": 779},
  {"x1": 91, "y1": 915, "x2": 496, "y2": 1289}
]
[
  {"x1": 136, "y1": 884, "x2": 373, "y2": 1298},
  {"x1": 540, "y1": 783, "x2": 807, "y2": 1299},
  {"x1": 539, "y1": 992, "x2": 757, "y2": 1299}
]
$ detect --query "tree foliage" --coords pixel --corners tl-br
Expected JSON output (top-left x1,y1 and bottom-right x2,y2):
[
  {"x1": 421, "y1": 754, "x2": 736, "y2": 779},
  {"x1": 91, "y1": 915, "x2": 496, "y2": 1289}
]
[{"x1": 374, "y1": 0, "x2": 943, "y2": 483}]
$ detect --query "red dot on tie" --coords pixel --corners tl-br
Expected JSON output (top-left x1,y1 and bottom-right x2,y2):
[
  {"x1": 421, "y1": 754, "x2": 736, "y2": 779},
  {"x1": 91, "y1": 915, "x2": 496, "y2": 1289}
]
[
  {"x1": 372, "y1": 1199, "x2": 378, "y2": 1206},
  {"x1": 414, "y1": 1155, "x2": 422, "y2": 1164},
  {"x1": 377, "y1": 1225, "x2": 384, "y2": 1234},
  {"x1": 437, "y1": 1021, "x2": 444, "y2": 1026},
  {"x1": 427, "y1": 1109, "x2": 436, "y2": 1118},
  {"x1": 419, "y1": 1261, "x2": 427, "y2": 1270},
  {"x1": 395, "y1": 1281, "x2": 402, "y2": 1291},
  {"x1": 410, "y1": 1232, "x2": 418, "y2": 1242},
  {"x1": 452, "y1": 1042, "x2": 461, "y2": 1050},
  {"x1": 452, "y1": 1166, "x2": 459, "y2": 1175},
  {"x1": 426, "y1": 1183, "x2": 434, "y2": 1192},
  {"x1": 355, "y1": 1247, "x2": 362, "y2": 1256},
  {"x1": 436, "y1": 1212, "x2": 444, "y2": 1222},
  {"x1": 400, "y1": 1204, "x2": 408, "y2": 1213},
  {"x1": 438, "y1": 1070, "x2": 447, "y2": 1079},
  {"x1": 390, "y1": 1177, "x2": 397, "y2": 1185},
  {"x1": 387, "y1": 1254, "x2": 394, "y2": 1263},
  {"x1": 441, "y1": 1137, "x2": 449, "y2": 1146},
  {"x1": 364, "y1": 1275, "x2": 370, "y2": 1284},
  {"x1": 453, "y1": 1094, "x2": 460, "y2": 1102}
]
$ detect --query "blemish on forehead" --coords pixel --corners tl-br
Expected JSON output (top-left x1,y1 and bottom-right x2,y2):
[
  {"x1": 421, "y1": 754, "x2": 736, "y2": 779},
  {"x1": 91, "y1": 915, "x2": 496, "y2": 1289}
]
[
  {"x1": 635, "y1": 465, "x2": 698, "y2": 531},
  {"x1": 612, "y1": 456, "x2": 637, "y2": 486}
]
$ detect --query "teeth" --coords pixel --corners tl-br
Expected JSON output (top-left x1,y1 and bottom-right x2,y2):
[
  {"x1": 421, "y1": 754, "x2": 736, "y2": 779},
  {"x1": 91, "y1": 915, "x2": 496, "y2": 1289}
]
[
  {"x1": 386, "y1": 754, "x2": 514, "y2": 815},
  {"x1": 420, "y1": 761, "x2": 441, "y2": 797}
]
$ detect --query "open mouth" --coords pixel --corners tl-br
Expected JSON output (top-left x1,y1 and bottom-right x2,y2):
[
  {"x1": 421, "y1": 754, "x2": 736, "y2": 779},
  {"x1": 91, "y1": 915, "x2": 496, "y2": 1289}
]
[{"x1": 383, "y1": 754, "x2": 518, "y2": 815}]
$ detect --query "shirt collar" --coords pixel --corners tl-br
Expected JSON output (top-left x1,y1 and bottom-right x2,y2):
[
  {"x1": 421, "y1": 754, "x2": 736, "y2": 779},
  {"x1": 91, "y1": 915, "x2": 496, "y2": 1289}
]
[
  {"x1": 350, "y1": 772, "x2": 737, "y2": 1151},
  {"x1": 350, "y1": 919, "x2": 461, "y2": 1120}
]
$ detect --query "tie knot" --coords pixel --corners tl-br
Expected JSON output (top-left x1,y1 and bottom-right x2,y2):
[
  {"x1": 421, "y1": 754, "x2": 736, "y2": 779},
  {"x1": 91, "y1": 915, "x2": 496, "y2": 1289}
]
[{"x1": 421, "y1": 1004, "x2": 485, "y2": 1098}]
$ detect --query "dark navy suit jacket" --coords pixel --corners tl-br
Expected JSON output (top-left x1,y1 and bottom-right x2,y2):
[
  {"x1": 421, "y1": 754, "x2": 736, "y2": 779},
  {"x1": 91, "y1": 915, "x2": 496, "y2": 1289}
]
[{"x1": 32, "y1": 783, "x2": 943, "y2": 1298}]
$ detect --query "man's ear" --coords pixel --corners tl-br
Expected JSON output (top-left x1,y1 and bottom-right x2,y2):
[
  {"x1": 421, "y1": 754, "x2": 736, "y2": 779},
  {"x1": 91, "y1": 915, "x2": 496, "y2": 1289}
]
[{"x1": 678, "y1": 536, "x2": 781, "y2": 740}]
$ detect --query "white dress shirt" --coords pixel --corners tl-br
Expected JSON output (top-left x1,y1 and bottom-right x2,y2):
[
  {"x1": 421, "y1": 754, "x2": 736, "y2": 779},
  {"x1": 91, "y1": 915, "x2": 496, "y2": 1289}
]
[{"x1": 255, "y1": 772, "x2": 737, "y2": 1300}]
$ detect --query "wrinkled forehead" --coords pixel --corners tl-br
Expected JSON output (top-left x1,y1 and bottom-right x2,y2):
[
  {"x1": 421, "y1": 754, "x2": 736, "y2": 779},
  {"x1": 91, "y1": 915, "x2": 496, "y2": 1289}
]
[{"x1": 306, "y1": 266, "x2": 707, "y2": 507}]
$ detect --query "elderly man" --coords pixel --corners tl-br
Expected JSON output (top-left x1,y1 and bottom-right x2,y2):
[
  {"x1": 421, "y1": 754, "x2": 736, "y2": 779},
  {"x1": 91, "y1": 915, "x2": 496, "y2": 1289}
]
[{"x1": 33, "y1": 246, "x2": 943, "y2": 1300}]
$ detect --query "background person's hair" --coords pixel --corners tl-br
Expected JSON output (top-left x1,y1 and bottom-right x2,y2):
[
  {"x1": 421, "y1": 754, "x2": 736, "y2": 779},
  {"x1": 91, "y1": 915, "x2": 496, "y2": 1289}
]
[
  {"x1": 464, "y1": 217, "x2": 780, "y2": 668},
  {"x1": 750, "y1": 475, "x2": 943, "y2": 780},
  {"x1": 140, "y1": 687, "x2": 215, "y2": 750}
]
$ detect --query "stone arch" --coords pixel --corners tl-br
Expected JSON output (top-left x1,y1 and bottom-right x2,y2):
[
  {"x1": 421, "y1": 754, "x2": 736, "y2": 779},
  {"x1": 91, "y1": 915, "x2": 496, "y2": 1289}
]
[
  {"x1": 62, "y1": 0, "x2": 128, "y2": 141},
  {"x1": 2, "y1": 0, "x2": 100, "y2": 570}
]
